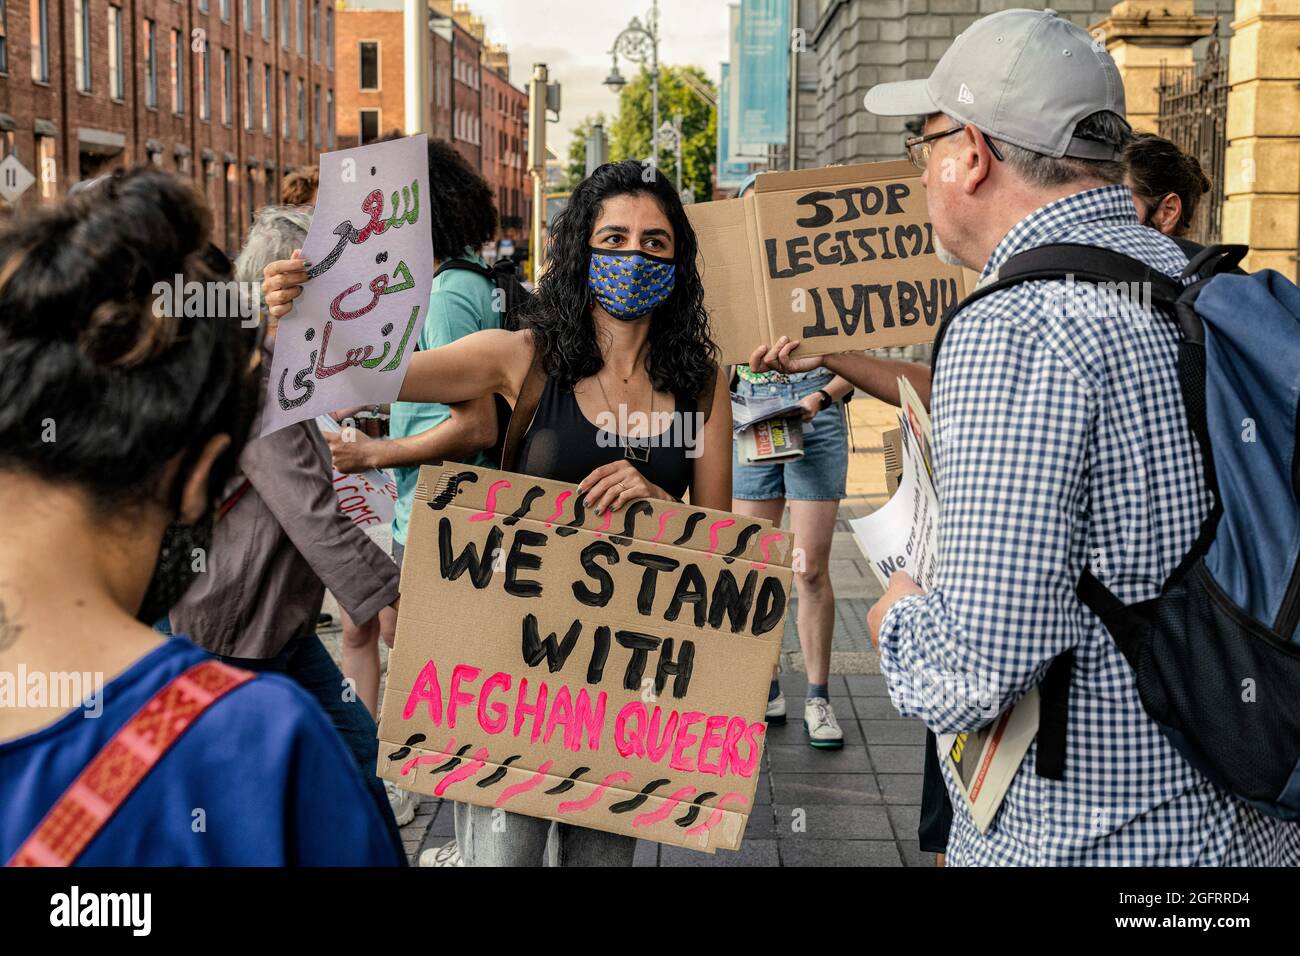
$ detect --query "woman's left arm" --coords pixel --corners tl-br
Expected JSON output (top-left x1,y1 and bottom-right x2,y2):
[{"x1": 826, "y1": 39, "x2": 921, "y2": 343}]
[{"x1": 687, "y1": 368, "x2": 733, "y2": 511}]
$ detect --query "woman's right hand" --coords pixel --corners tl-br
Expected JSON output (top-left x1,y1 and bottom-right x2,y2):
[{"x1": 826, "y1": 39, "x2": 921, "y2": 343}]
[{"x1": 262, "y1": 249, "x2": 311, "y2": 321}]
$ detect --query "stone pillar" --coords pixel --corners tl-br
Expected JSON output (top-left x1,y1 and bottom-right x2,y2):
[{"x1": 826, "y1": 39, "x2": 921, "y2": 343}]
[
  {"x1": 1090, "y1": 0, "x2": 1216, "y2": 133},
  {"x1": 1222, "y1": 0, "x2": 1300, "y2": 278}
]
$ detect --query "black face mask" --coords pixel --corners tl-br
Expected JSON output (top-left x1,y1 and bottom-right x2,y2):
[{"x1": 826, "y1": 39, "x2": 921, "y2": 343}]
[{"x1": 135, "y1": 513, "x2": 215, "y2": 627}]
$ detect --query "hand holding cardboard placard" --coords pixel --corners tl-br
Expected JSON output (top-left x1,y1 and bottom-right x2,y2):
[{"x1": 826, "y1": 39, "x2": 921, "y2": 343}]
[
  {"x1": 377, "y1": 463, "x2": 794, "y2": 852},
  {"x1": 686, "y1": 160, "x2": 971, "y2": 365}
]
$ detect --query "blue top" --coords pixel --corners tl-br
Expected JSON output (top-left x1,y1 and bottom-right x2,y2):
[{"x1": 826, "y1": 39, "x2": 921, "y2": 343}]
[
  {"x1": 389, "y1": 252, "x2": 502, "y2": 544},
  {"x1": 0, "y1": 637, "x2": 404, "y2": 866}
]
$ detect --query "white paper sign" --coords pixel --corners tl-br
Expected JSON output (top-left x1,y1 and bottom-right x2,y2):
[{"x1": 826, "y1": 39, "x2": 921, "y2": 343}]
[
  {"x1": 849, "y1": 376, "x2": 939, "y2": 590},
  {"x1": 262, "y1": 134, "x2": 432, "y2": 435},
  {"x1": 315, "y1": 415, "x2": 398, "y2": 528}
]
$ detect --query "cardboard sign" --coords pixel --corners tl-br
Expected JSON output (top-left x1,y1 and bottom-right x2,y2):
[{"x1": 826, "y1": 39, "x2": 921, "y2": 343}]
[
  {"x1": 262, "y1": 134, "x2": 433, "y2": 435},
  {"x1": 377, "y1": 463, "x2": 794, "y2": 852},
  {"x1": 686, "y1": 160, "x2": 970, "y2": 365}
]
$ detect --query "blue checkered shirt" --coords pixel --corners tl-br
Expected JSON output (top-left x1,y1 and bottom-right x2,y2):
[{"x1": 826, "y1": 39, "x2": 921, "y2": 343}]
[{"x1": 878, "y1": 185, "x2": 1300, "y2": 866}]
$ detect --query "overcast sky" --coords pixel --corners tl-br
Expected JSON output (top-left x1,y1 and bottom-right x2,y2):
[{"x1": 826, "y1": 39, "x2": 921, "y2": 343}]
[{"x1": 468, "y1": 0, "x2": 733, "y2": 157}]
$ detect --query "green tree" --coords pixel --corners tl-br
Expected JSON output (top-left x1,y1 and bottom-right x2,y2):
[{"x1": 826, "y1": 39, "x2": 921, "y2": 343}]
[
  {"x1": 606, "y1": 65, "x2": 717, "y2": 202},
  {"x1": 564, "y1": 113, "x2": 609, "y2": 191}
]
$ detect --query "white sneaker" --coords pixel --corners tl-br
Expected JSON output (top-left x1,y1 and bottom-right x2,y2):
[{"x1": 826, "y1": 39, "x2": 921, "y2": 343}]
[
  {"x1": 418, "y1": 839, "x2": 463, "y2": 867},
  {"x1": 385, "y1": 780, "x2": 418, "y2": 827},
  {"x1": 804, "y1": 697, "x2": 844, "y2": 749},
  {"x1": 765, "y1": 689, "x2": 787, "y2": 725}
]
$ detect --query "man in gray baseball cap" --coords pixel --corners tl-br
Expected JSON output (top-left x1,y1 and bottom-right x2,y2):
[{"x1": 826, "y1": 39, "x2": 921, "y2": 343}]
[{"x1": 754, "y1": 8, "x2": 1300, "y2": 868}]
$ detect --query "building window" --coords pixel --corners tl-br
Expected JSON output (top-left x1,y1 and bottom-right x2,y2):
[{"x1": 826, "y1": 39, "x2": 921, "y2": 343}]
[
  {"x1": 325, "y1": 6, "x2": 333, "y2": 69},
  {"x1": 313, "y1": 83, "x2": 321, "y2": 147},
  {"x1": 327, "y1": 88, "x2": 334, "y2": 148},
  {"x1": 261, "y1": 0, "x2": 270, "y2": 41},
  {"x1": 0, "y1": 0, "x2": 8, "y2": 74},
  {"x1": 297, "y1": 77, "x2": 305, "y2": 142},
  {"x1": 220, "y1": 0, "x2": 230, "y2": 23},
  {"x1": 108, "y1": 6, "x2": 124, "y2": 100},
  {"x1": 282, "y1": 70, "x2": 291, "y2": 139},
  {"x1": 143, "y1": 19, "x2": 157, "y2": 108},
  {"x1": 263, "y1": 64, "x2": 272, "y2": 133},
  {"x1": 172, "y1": 29, "x2": 184, "y2": 114},
  {"x1": 30, "y1": 0, "x2": 48, "y2": 82},
  {"x1": 36, "y1": 134, "x2": 56, "y2": 200},
  {"x1": 73, "y1": 0, "x2": 90, "y2": 91},
  {"x1": 358, "y1": 41, "x2": 378, "y2": 90},
  {"x1": 244, "y1": 56, "x2": 254, "y2": 130},
  {"x1": 280, "y1": 0, "x2": 288, "y2": 49},
  {"x1": 360, "y1": 109, "x2": 379, "y2": 145},
  {"x1": 243, "y1": 0, "x2": 252, "y2": 32},
  {"x1": 199, "y1": 0, "x2": 208, "y2": 11},
  {"x1": 222, "y1": 48, "x2": 233, "y2": 126},
  {"x1": 199, "y1": 43, "x2": 210, "y2": 120},
  {"x1": 295, "y1": 0, "x2": 303, "y2": 55},
  {"x1": 311, "y1": 1, "x2": 319, "y2": 63}
]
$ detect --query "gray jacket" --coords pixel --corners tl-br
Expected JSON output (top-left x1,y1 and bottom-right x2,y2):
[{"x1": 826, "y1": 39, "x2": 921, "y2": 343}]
[{"x1": 171, "y1": 367, "x2": 399, "y2": 659}]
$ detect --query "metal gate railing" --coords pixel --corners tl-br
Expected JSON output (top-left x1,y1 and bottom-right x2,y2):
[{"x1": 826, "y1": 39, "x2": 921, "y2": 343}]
[{"x1": 1156, "y1": 35, "x2": 1229, "y2": 247}]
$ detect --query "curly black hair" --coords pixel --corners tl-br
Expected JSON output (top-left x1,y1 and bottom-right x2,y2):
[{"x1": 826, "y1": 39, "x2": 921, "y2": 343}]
[
  {"x1": 515, "y1": 159, "x2": 717, "y2": 398},
  {"x1": 426, "y1": 138, "x2": 498, "y2": 260}
]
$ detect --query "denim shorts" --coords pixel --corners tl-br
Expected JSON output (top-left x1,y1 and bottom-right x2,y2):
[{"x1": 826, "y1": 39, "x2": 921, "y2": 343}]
[{"x1": 732, "y1": 372, "x2": 849, "y2": 501}]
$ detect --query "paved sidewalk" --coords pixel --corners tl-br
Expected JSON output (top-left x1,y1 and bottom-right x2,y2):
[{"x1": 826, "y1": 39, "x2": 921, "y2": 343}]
[{"x1": 322, "y1": 393, "x2": 936, "y2": 866}]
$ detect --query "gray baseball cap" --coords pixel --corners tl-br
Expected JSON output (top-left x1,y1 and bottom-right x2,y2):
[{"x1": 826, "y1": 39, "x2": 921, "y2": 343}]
[{"x1": 864, "y1": 8, "x2": 1127, "y2": 160}]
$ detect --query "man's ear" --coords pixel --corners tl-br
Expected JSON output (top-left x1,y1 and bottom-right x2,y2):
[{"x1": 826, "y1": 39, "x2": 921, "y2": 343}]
[
  {"x1": 177, "y1": 434, "x2": 233, "y2": 525},
  {"x1": 962, "y1": 125, "x2": 995, "y2": 196},
  {"x1": 1152, "y1": 193, "x2": 1184, "y2": 236}
]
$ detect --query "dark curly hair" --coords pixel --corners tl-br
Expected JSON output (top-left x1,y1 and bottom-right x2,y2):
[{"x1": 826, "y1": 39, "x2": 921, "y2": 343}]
[
  {"x1": 516, "y1": 159, "x2": 717, "y2": 398},
  {"x1": 0, "y1": 168, "x2": 255, "y2": 510},
  {"x1": 426, "y1": 138, "x2": 498, "y2": 260}
]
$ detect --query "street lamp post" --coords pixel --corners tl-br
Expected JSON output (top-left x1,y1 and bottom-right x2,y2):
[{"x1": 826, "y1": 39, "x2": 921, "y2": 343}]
[{"x1": 603, "y1": 0, "x2": 661, "y2": 167}]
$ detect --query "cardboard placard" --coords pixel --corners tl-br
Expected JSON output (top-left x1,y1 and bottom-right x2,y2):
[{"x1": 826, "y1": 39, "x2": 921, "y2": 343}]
[
  {"x1": 377, "y1": 463, "x2": 794, "y2": 852},
  {"x1": 687, "y1": 160, "x2": 971, "y2": 365}
]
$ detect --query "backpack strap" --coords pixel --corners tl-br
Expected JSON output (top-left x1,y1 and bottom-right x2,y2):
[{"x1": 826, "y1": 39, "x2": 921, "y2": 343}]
[
  {"x1": 498, "y1": 343, "x2": 547, "y2": 473},
  {"x1": 927, "y1": 243, "x2": 1192, "y2": 783},
  {"x1": 433, "y1": 258, "x2": 494, "y2": 282},
  {"x1": 6, "y1": 660, "x2": 254, "y2": 867}
]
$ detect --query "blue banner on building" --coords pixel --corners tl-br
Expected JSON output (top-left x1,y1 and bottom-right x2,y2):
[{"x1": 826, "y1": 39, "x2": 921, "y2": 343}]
[
  {"x1": 717, "y1": 63, "x2": 752, "y2": 188},
  {"x1": 737, "y1": 0, "x2": 789, "y2": 150}
]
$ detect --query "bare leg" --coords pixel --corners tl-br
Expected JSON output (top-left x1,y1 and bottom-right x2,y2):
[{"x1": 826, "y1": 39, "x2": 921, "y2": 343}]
[
  {"x1": 340, "y1": 606, "x2": 381, "y2": 718},
  {"x1": 732, "y1": 496, "x2": 786, "y2": 679},
  {"x1": 787, "y1": 499, "x2": 840, "y2": 686}
]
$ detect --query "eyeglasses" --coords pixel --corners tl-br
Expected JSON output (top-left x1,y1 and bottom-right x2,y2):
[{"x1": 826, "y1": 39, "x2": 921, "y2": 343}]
[{"x1": 903, "y1": 125, "x2": 1005, "y2": 172}]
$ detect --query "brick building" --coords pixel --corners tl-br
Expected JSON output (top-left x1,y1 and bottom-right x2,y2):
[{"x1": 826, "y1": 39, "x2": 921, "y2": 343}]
[
  {"x1": 334, "y1": 0, "x2": 529, "y2": 246},
  {"x1": 480, "y1": 41, "x2": 527, "y2": 238},
  {"x1": 0, "y1": 0, "x2": 335, "y2": 252}
]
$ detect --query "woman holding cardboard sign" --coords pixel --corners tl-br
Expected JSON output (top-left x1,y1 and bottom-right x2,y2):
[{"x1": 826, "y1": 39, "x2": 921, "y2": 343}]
[{"x1": 263, "y1": 159, "x2": 733, "y2": 866}]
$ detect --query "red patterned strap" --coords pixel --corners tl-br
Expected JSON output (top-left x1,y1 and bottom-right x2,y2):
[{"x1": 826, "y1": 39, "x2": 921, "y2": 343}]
[{"x1": 6, "y1": 659, "x2": 254, "y2": 867}]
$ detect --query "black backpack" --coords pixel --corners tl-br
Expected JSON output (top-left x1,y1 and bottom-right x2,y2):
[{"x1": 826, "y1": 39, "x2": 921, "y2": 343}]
[
  {"x1": 433, "y1": 256, "x2": 531, "y2": 331},
  {"x1": 931, "y1": 242, "x2": 1300, "y2": 820}
]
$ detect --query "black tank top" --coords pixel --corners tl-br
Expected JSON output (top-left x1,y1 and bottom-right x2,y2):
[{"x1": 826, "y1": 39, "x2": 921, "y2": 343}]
[{"x1": 514, "y1": 375, "x2": 693, "y2": 500}]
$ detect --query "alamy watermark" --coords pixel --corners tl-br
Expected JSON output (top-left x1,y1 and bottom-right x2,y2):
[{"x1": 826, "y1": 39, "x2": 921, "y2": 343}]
[
  {"x1": 594, "y1": 405, "x2": 706, "y2": 459},
  {"x1": 0, "y1": 665, "x2": 104, "y2": 718},
  {"x1": 151, "y1": 274, "x2": 262, "y2": 327}
]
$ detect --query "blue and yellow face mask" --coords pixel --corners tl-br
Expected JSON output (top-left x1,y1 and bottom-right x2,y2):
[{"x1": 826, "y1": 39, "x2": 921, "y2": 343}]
[{"x1": 588, "y1": 248, "x2": 676, "y2": 320}]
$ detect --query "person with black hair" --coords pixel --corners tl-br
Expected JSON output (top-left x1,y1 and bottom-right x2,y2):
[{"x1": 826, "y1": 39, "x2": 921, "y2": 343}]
[
  {"x1": 1125, "y1": 131, "x2": 1212, "y2": 254},
  {"x1": 264, "y1": 158, "x2": 733, "y2": 866},
  {"x1": 0, "y1": 169, "x2": 403, "y2": 865}
]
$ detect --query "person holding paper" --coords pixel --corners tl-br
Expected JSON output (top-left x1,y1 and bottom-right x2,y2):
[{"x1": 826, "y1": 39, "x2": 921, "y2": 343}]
[
  {"x1": 0, "y1": 171, "x2": 403, "y2": 866},
  {"x1": 170, "y1": 205, "x2": 405, "y2": 852},
  {"x1": 263, "y1": 159, "x2": 732, "y2": 866},
  {"x1": 761, "y1": 9, "x2": 1300, "y2": 867}
]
